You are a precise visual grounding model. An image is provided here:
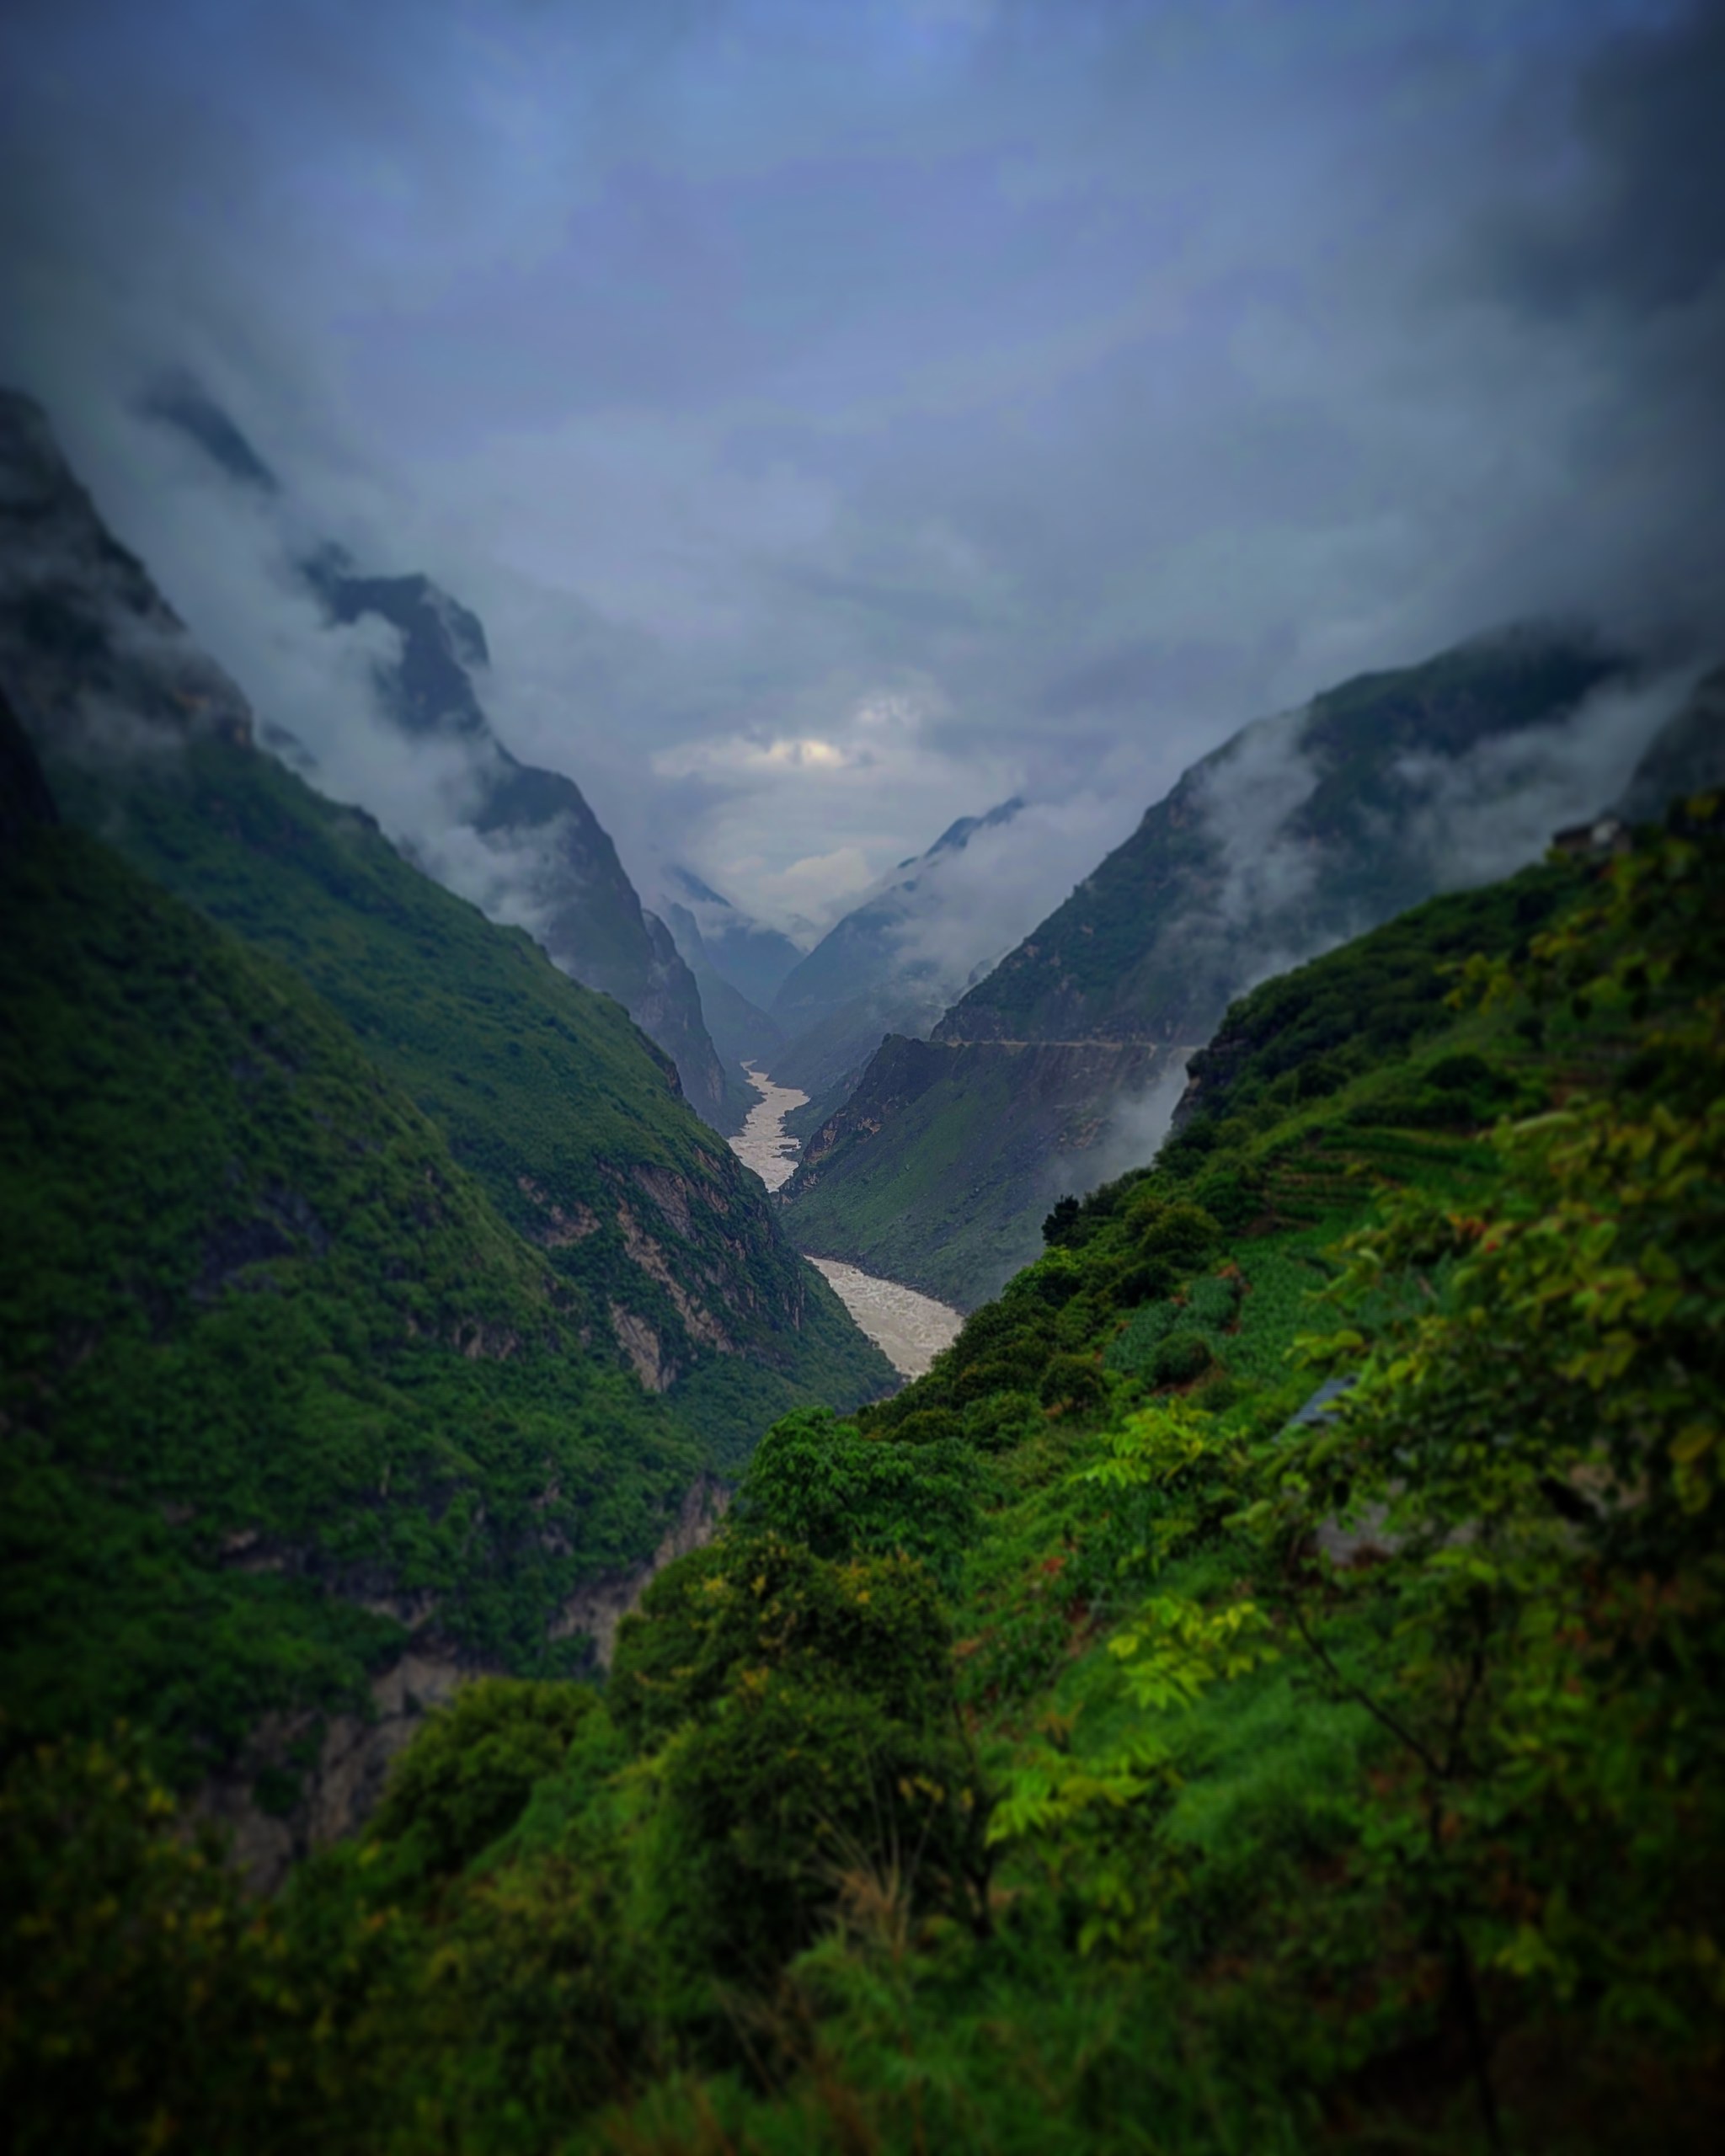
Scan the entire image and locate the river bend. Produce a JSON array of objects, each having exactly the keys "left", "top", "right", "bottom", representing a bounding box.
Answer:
[{"left": 729, "top": 1063, "right": 962, "bottom": 1380}]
